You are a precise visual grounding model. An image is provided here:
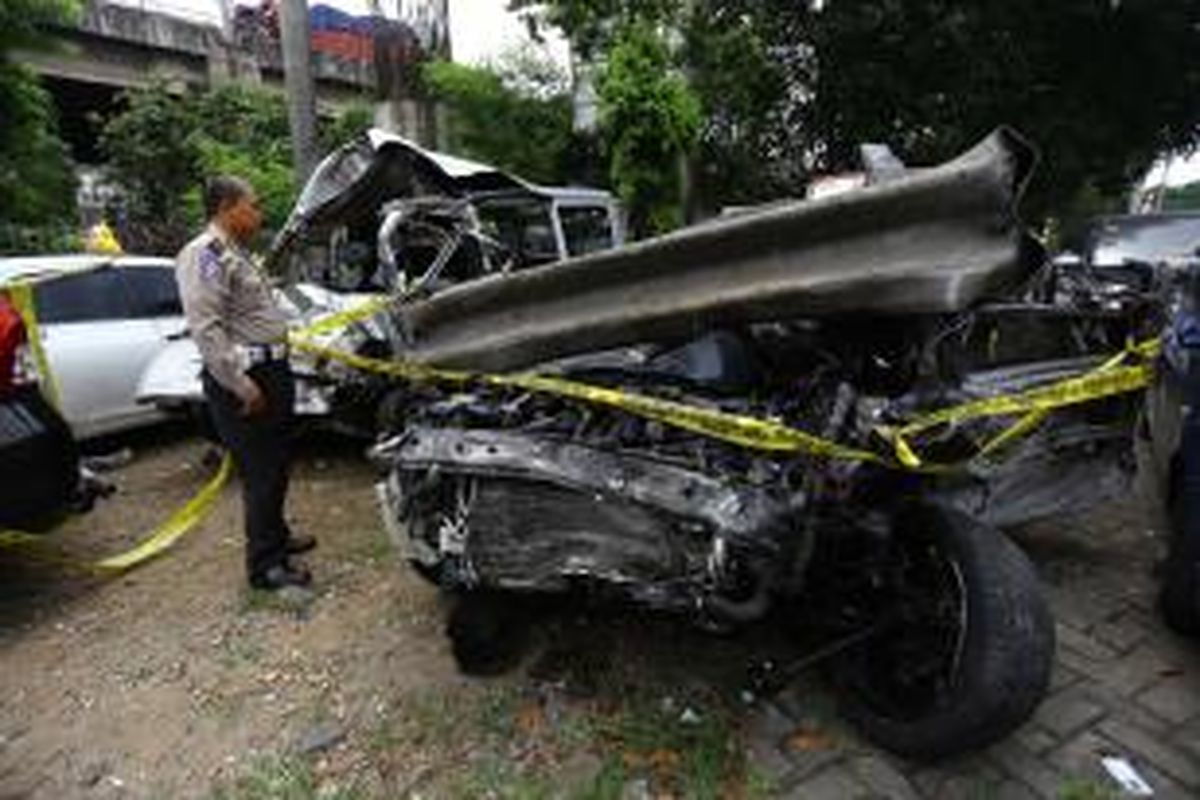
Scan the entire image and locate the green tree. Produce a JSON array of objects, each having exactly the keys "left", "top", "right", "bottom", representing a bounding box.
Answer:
[
  {"left": 515, "top": 0, "right": 810, "bottom": 214},
  {"left": 807, "top": 0, "right": 1200, "bottom": 219},
  {"left": 598, "top": 23, "right": 701, "bottom": 237},
  {"left": 188, "top": 85, "right": 297, "bottom": 238},
  {"left": 421, "top": 58, "right": 573, "bottom": 184},
  {"left": 99, "top": 82, "right": 203, "bottom": 250},
  {"left": 1165, "top": 180, "right": 1200, "bottom": 212},
  {"left": 0, "top": 0, "right": 79, "bottom": 234},
  {"left": 0, "top": 0, "right": 77, "bottom": 52},
  {"left": 321, "top": 101, "right": 375, "bottom": 152},
  {"left": 524, "top": 0, "right": 1200, "bottom": 222},
  {"left": 511, "top": 0, "right": 682, "bottom": 59},
  {"left": 683, "top": 3, "right": 803, "bottom": 208},
  {"left": 100, "top": 82, "right": 369, "bottom": 252},
  {"left": 0, "top": 65, "right": 77, "bottom": 227}
]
